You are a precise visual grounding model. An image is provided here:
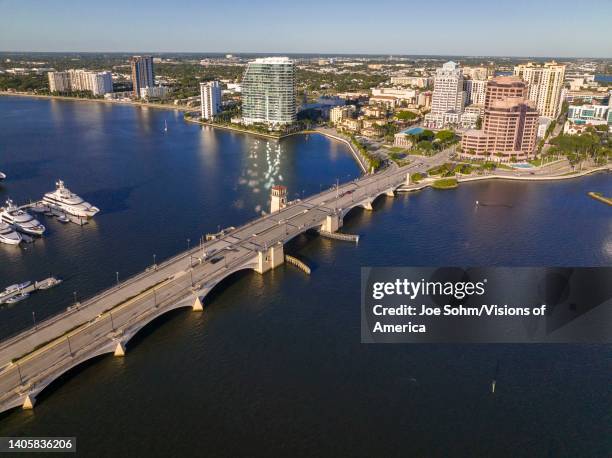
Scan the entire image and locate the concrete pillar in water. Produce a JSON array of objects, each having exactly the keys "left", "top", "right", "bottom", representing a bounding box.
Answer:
[
  {"left": 114, "top": 342, "right": 126, "bottom": 357},
  {"left": 255, "top": 244, "right": 284, "bottom": 274},
  {"left": 192, "top": 296, "right": 204, "bottom": 311},
  {"left": 322, "top": 214, "right": 343, "bottom": 233},
  {"left": 22, "top": 395, "right": 35, "bottom": 410}
]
